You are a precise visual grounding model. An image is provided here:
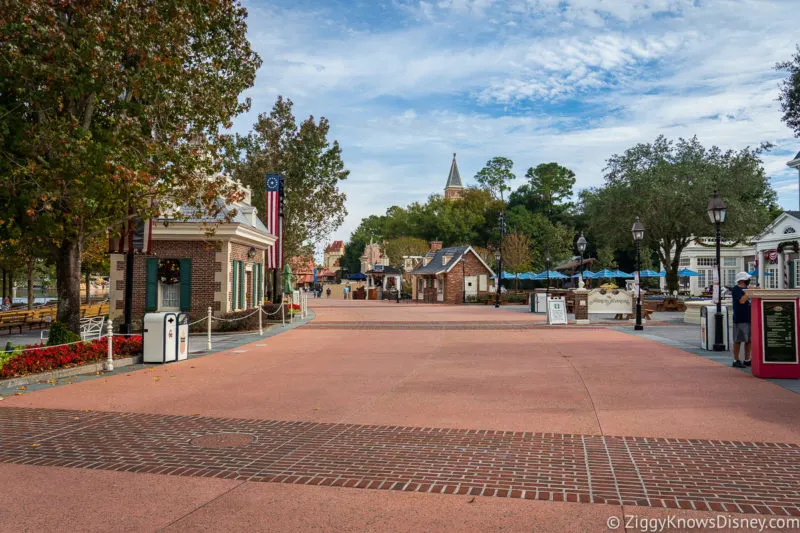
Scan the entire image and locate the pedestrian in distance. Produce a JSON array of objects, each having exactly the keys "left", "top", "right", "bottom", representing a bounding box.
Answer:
[
  {"left": 326, "top": 287, "right": 331, "bottom": 298},
  {"left": 731, "top": 271, "right": 752, "bottom": 368}
]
